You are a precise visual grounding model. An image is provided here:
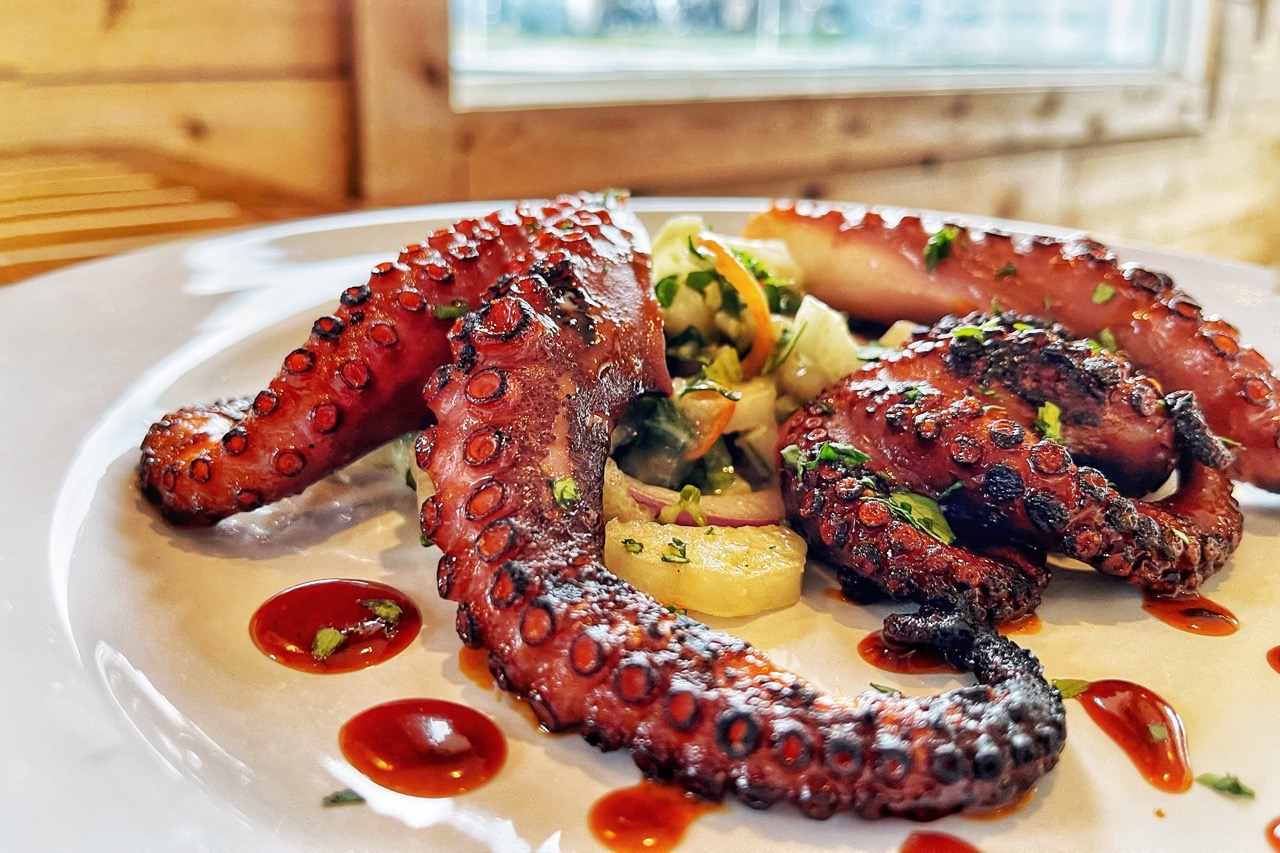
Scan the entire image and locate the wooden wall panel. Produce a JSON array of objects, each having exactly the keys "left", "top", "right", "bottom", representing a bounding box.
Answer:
[{"left": 0, "top": 0, "right": 343, "bottom": 77}]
